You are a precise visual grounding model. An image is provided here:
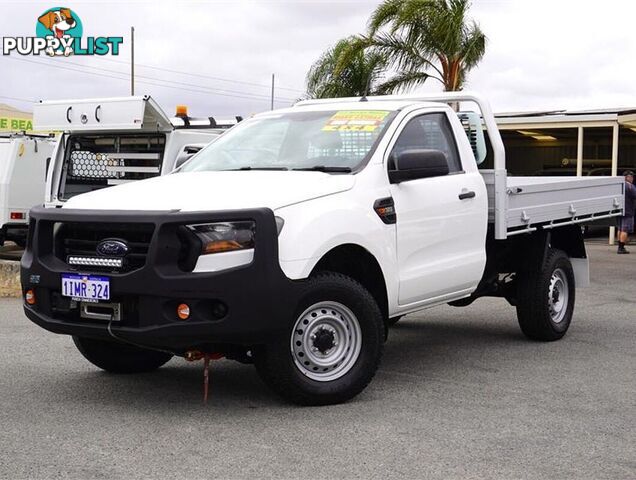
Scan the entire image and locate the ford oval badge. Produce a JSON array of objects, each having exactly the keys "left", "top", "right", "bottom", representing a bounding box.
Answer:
[{"left": 96, "top": 239, "right": 129, "bottom": 257}]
